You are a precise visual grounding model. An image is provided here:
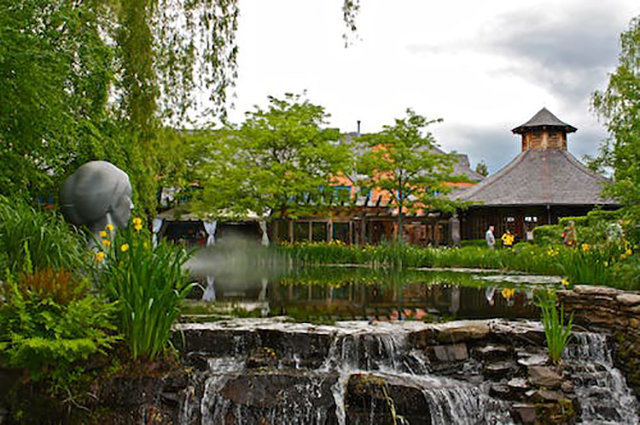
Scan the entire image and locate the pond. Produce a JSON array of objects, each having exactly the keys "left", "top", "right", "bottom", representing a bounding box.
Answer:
[
  {"left": 184, "top": 255, "right": 561, "bottom": 323},
  {"left": 175, "top": 248, "right": 639, "bottom": 425}
]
